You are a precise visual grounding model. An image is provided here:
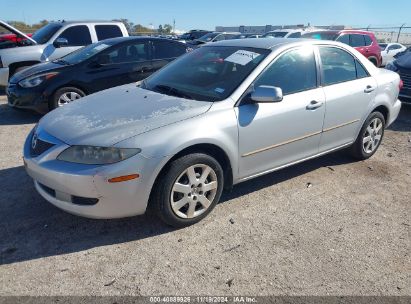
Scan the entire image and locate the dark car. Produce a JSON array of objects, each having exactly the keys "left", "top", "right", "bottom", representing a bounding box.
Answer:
[
  {"left": 179, "top": 30, "right": 211, "bottom": 42},
  {"left": 302, "top": 30, "right": 382, "bottom": 67},
  {"left": 386, "top": 49, "right": 411, "bottom": 103},
  {"left": 7, "top": 37, "right": 189, "bottom": 112}
]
